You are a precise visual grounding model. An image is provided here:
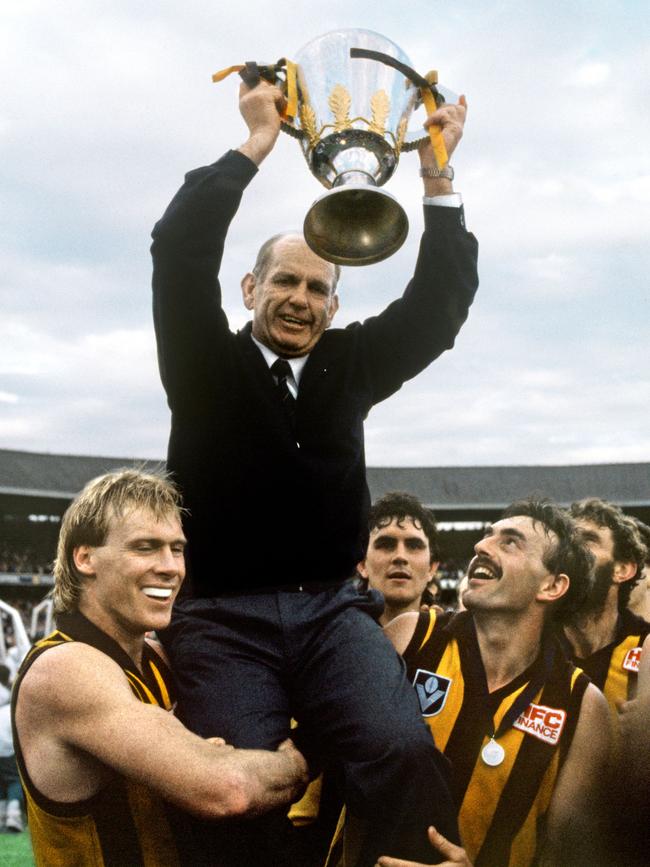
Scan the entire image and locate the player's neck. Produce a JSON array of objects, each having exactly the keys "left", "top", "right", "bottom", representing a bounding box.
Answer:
[
  {"left": 563, "top": 595, "right": 619, "bottom": 659},
  {"left": 473, "top": 611, "right": 542, "bottom": 693},
  {"left": 78, "top": 600, "right": 145, "bottom": 671},
  {"left": 380, "top": 600, "right": 421, "bottom": 627}
]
